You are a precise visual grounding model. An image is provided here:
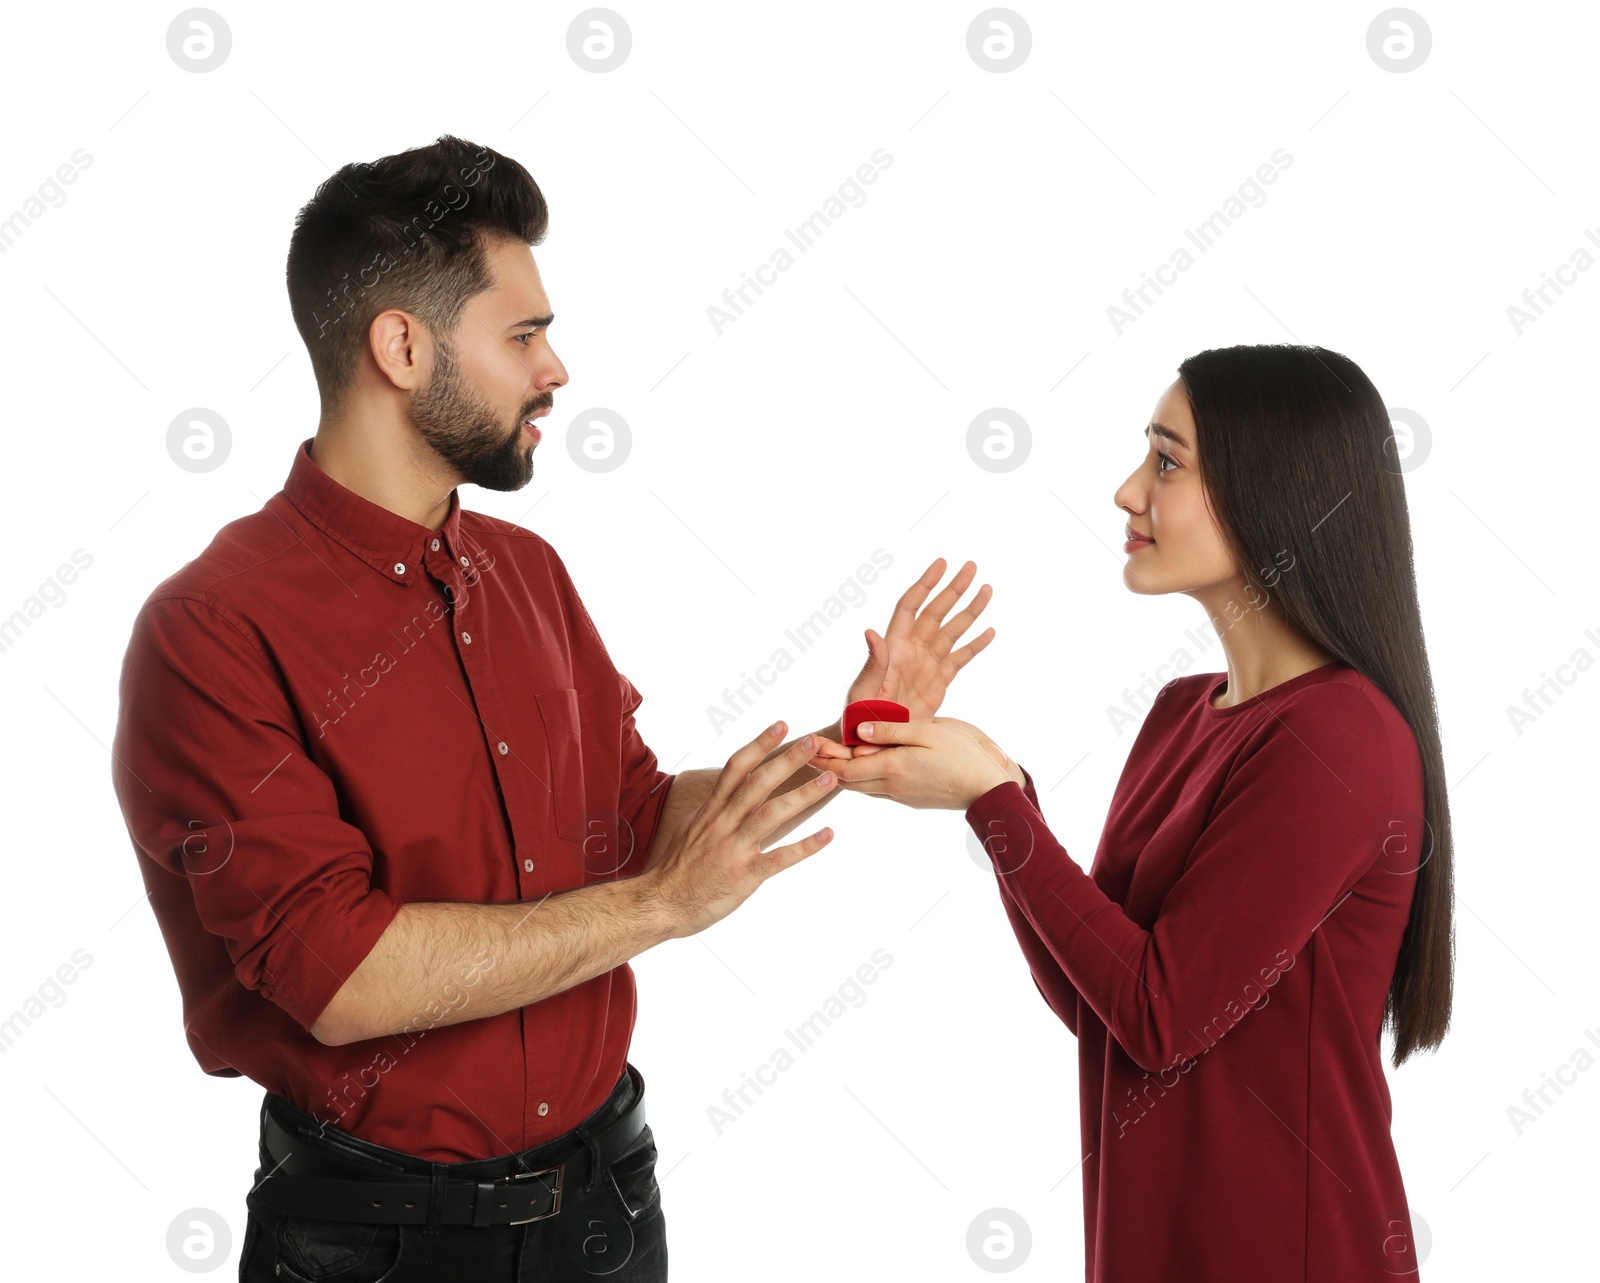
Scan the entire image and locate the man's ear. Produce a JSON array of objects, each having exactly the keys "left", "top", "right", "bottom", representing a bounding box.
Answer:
[{"left": 368, "top": 307, "right": 431, "bottom": 393}]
